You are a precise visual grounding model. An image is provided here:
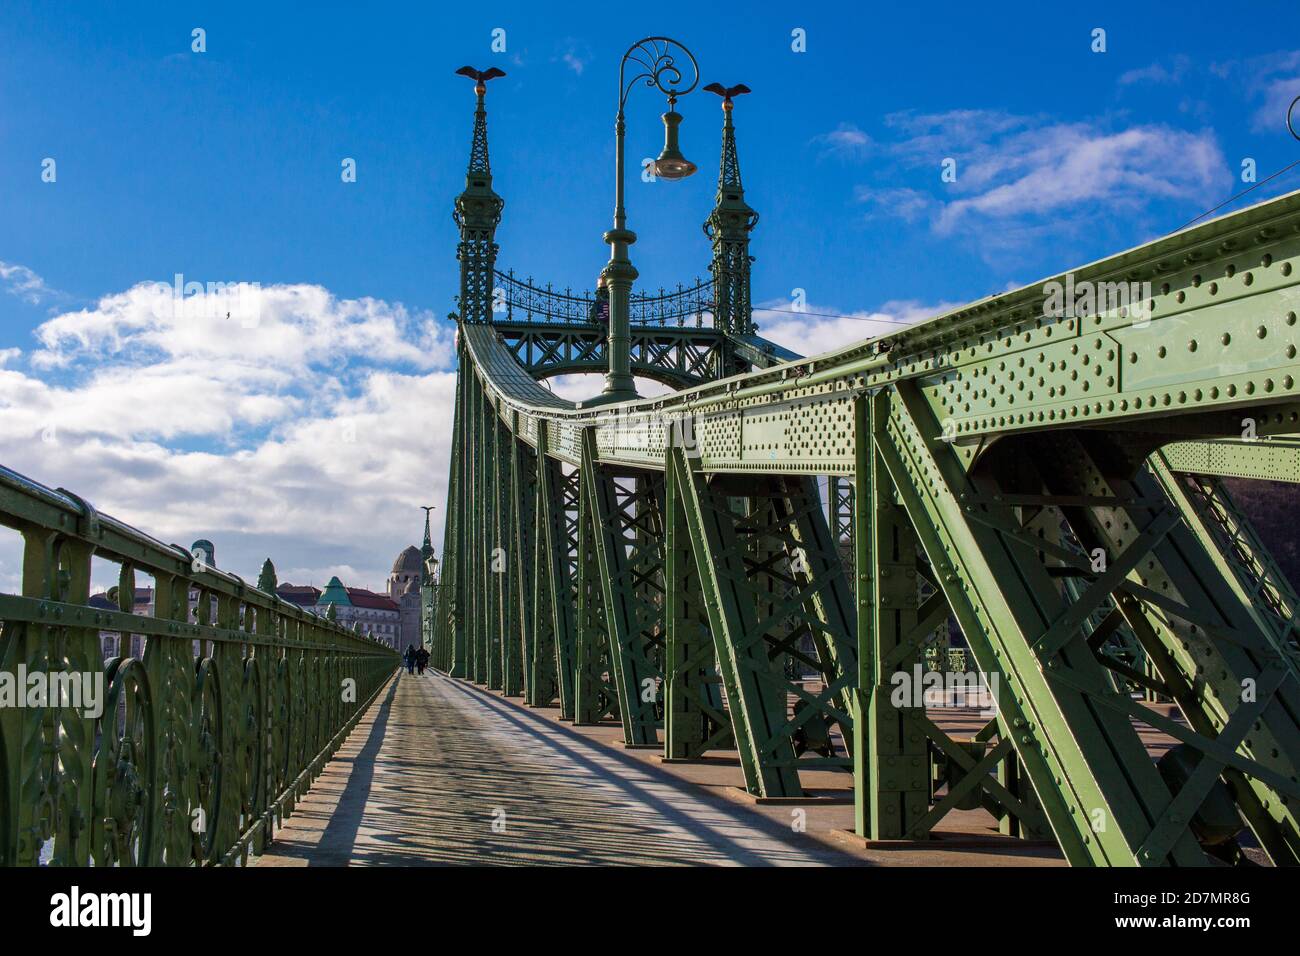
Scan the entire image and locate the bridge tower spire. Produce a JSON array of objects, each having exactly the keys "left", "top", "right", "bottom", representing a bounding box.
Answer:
[
  {"left": 703, "top": 83, "right": 758, "bottom": 335},
  {"left": 453, "top": 67, "right": 506, "bottom": 325}
]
